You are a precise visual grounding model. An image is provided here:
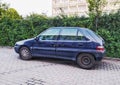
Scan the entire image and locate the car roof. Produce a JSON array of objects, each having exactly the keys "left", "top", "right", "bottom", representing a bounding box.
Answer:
[{"left": 50, "top": 27, "right": 87, "bottom": 30}]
